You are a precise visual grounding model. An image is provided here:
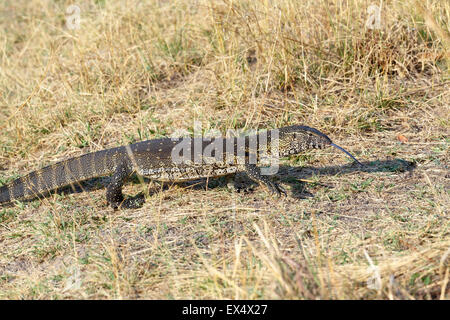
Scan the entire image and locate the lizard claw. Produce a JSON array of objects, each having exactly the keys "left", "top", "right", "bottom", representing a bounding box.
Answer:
[
  {"left": 278, "top": 184, "right": 288, "bottom": 197},
  {"left": 267, "top": 181, "right": 287, "bottom": 197}
]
